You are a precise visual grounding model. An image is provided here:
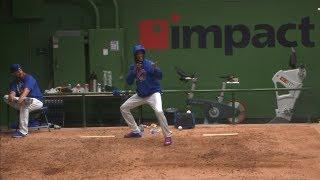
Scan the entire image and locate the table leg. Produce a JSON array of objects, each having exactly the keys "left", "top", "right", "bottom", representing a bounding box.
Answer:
[
  {"left": 82, "top": 94, "right": 86, "bottom": 128},
  {"left": 231, "top": 92, "right": 235, "bottom": 124}
]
